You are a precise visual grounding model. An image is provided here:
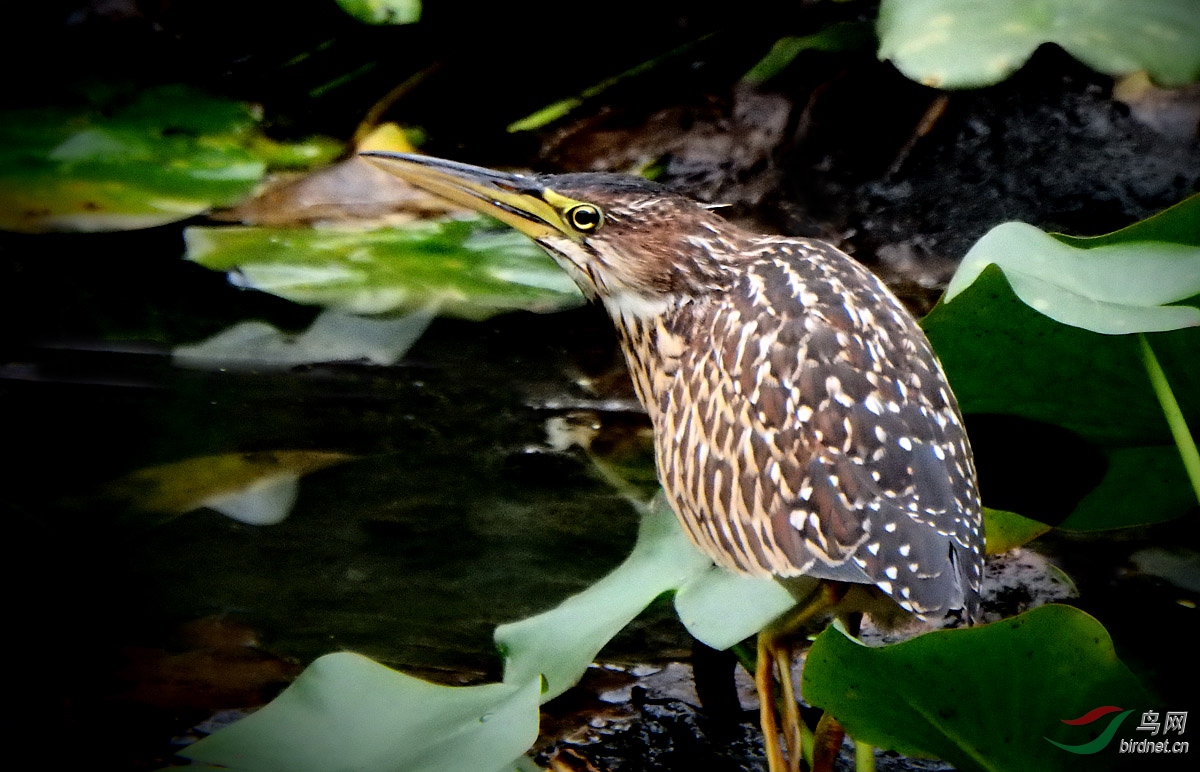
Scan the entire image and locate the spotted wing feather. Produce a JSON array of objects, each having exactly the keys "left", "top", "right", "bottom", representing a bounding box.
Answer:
[{"left": 654, "top": 239, "right": 982, "bottom": 620}]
